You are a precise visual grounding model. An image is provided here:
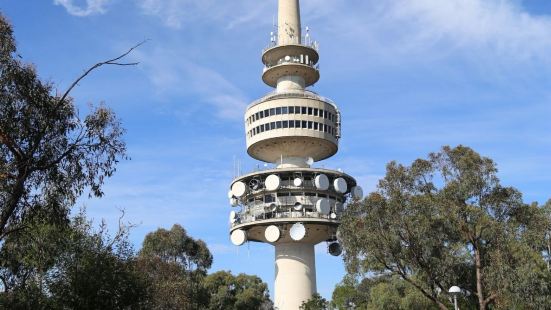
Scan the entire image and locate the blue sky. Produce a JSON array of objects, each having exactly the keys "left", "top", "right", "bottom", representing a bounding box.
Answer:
[{"left": 2, "top": 0, "right": 551, "bottom": 300}]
